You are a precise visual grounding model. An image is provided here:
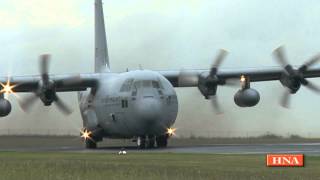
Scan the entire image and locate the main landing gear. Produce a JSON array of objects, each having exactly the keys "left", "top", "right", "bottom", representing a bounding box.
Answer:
[
  {"left": 81, "top": 128, "right": 103, "bottom": 149},
  {"left": 137, "top": 134, "right": 168, "bottom": 149},
  {"left": 85, "top": 139, "right": 97, "bottom": 149},
  {"left": 156, "top": 135, "right": 168, "bottom": 148}
]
